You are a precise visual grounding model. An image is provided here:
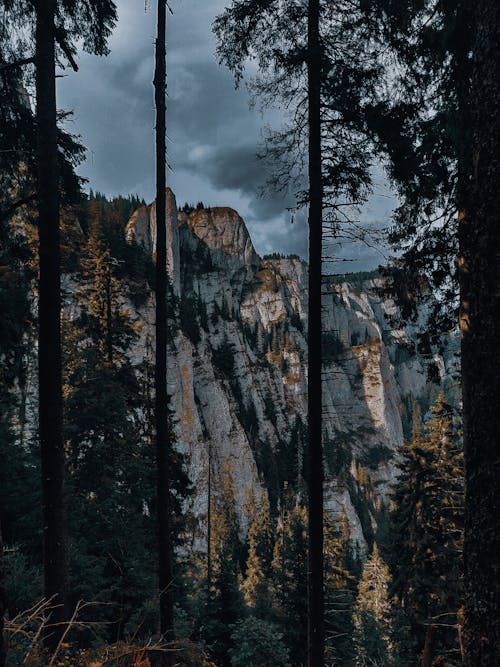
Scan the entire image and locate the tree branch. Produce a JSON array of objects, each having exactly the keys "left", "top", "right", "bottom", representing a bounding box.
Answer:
[
  {"left": 27, "top": 0, "right": 79, "bottom": 72},
  {"left": 0, "top": 57, "right": 35, "bottom": 73},
  {"left": 0, "top": 194, "right": 37, "bottom": 223},
  {"left": 54, "top": 27, "right": 78, "bottom": 73}
]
